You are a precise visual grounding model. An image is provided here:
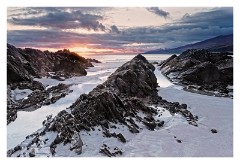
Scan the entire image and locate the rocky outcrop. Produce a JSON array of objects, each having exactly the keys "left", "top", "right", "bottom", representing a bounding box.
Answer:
[
  {"left": 99, "top": 144, "right": 123, "bottom": 157},
  {"left": 7, "top": 44, "right": 94, "bottom": 80},
  {"left": 86, "top": 58, "right": 101, "bottom": 63},
  {"left": 7, "top": 83, "right": 71, "bottom": 124},
  {"left": 7, "top": 54, "right": 197, "bottom": 157},
  {"left": 159, "top": 49, "right": 233, "bottom": 97},
  {"left": 102, "top": 54, "right": 158, "bottom": 98},
  {"left": 39, "top": 55, "right": 162, "bottom": 152},
  {"left": 18, "top": 83, "right": 71, "bottom": 111},
  {"left": 7, "top": 44, "right": 35, "bottom": 84},
  {"left": 7, "top": 44, "right": 98, "bottom": 124}
]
